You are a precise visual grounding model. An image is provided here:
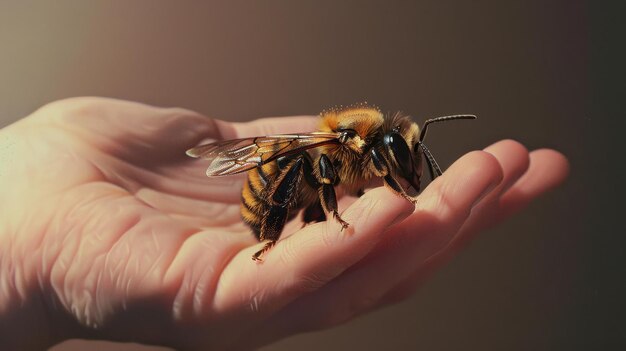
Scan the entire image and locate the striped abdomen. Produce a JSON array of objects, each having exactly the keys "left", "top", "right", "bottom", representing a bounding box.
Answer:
[{"left": 240, "top": 157, "right": 318, "bottom": 241}]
